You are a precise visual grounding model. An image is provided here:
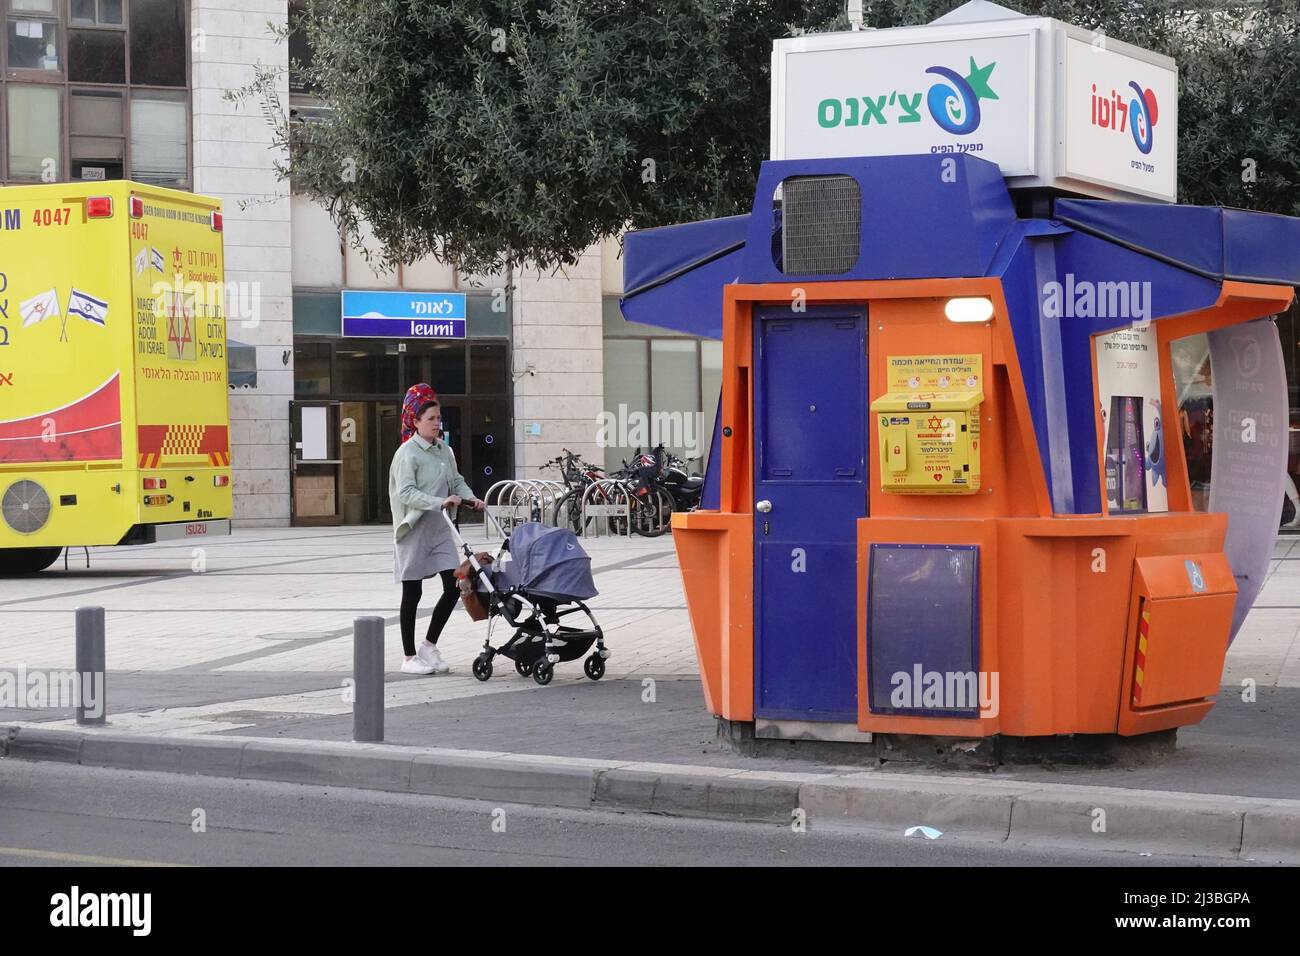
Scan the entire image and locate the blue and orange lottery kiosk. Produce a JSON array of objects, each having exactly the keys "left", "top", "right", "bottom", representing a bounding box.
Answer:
[{"left": 621, "top": 149, "right": 1299, "bottom": 745}]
